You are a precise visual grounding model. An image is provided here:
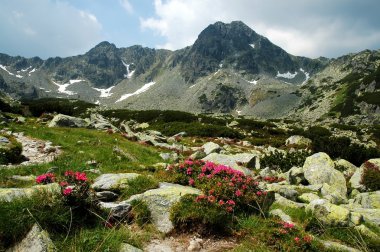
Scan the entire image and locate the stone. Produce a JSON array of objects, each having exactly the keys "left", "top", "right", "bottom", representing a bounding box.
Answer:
[
  {"left": 349, "top": 212, "right": 363, "bottom": 226},
  {"left": 306, "top": 199, "right": 350, "bottom": 226},
  {"left": 259, "top": 167, "right": 277, "bottom": 178},
  {"left": 269, "top": 209, "right": 293, "bottom": 223},
  {"left": 285, "top": 135, "right": 312, "bottom": 147},
  {"left": 86, "top": 113, "right": 118, "bottom": 131},
  {"left": 321, "top": 183, "right": 347, "bottom": 204},
  {"left": 303, "top": 152, "right": 347, "bottom": 202},
  {"left": 98, "top": 201, "right": 132, "bottom": 220},
  {"left": 274, "top": 193, "right": 306, "bottom": 209},
  {"left": 298, "top": 193, "right": 320, "bottom": 203},
  {"left": 202, "top": 142, "right": 221, "bottom": 155},
  {"left": 15, "top": 116, "right": 26, "bottom": 124},
  {"left": 277, "top": 187, "right": 298, "bottom": 202},
  {"left": 10, "top": 175, "right": 35, "bottom": 182},
  {"left": 334, "top": 159, "right": 357, "bottom": 177},
  {"left": 91, "top": 173, "right": 140, "bottom": 191},
  {"left": 353, "top": 191, "right": 380, "bottom": 209},
  {"left": 287, "top": 166, "right": 306, "bottom": 185},
  {"left": 354, "top": 224, "right": 380, "bottom": 242},
  {"left": 320, "top": 240, "right": 361, "bottom": 252},
  {"left": 6, "top": 224, "right": 55, "bottom": 252},
  {"left": 48, "top": 114, "right": 88, "bottom": 128},
  {"left": 159, "top": 152, "right": 178, "bottom": 162},
  {"left": 187, "top": 237, "right": 203, "bottom": 251},
  {"left": 126, "top": 182, "right": 201, "bottom": 234},
  {"left": 119, "top": 243, "right": 143, "bottom": 252},
  {"left": 0, "top": 183, "right": 60, "bottom": 202},
  {"left": 189, "top": 151, "right": 206, "bottom": 160},
  {"left": 96, "top": 191, "right": 119, "bottom": 202}
]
